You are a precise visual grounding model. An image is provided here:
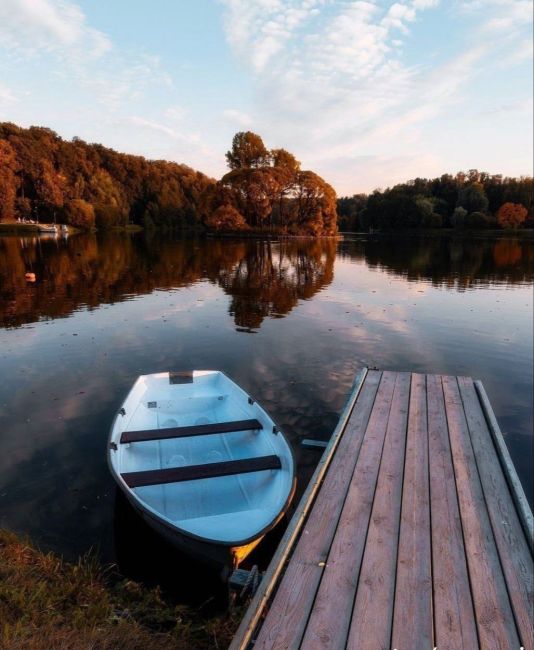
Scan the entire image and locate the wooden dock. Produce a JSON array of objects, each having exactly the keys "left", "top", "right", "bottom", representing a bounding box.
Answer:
[{"left": 230, "top": 369, "right": 533, "bottom": 650}]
